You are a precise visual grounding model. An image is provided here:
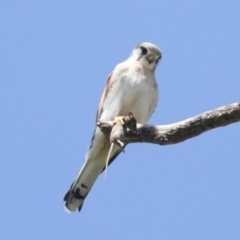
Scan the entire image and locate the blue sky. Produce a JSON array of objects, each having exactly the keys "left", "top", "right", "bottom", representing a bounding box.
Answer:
[{"left": 1, "top": 1, "right": 240, "bottom": 239}]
